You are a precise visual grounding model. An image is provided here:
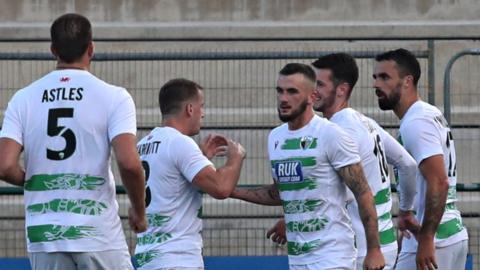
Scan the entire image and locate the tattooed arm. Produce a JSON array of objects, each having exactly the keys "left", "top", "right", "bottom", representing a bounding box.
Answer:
[
  {"left": 415, "top": 155, "right": 449, "bottom": 270},
  {"left": 338, "top": 162, "right": 385, "bottom": 270},
  {"left": 230, "top": 183, "right": 282, "bottom": 206}
]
